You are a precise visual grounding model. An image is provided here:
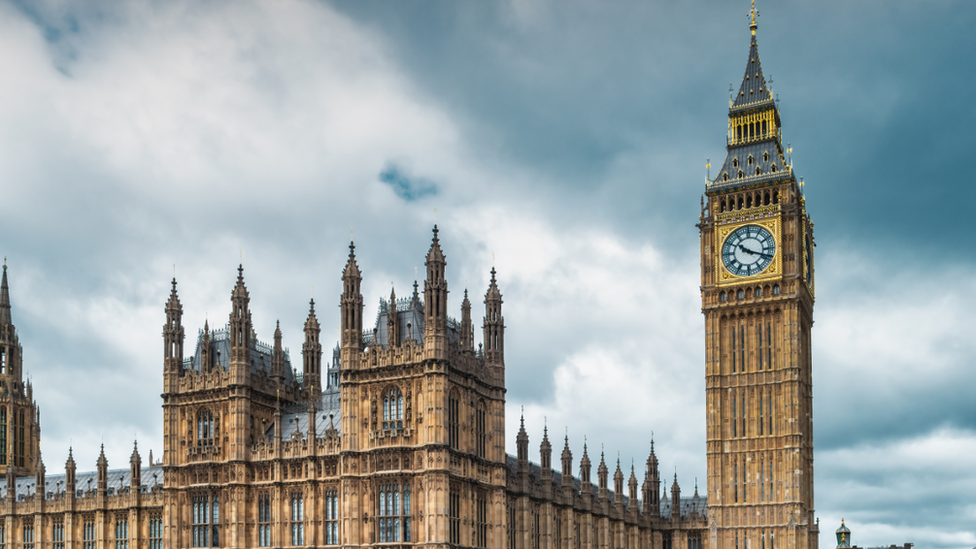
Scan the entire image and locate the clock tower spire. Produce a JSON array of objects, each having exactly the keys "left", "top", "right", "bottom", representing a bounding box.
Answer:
[{"left": 698, "top": 5, "right": 817, "bottom": 549}]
